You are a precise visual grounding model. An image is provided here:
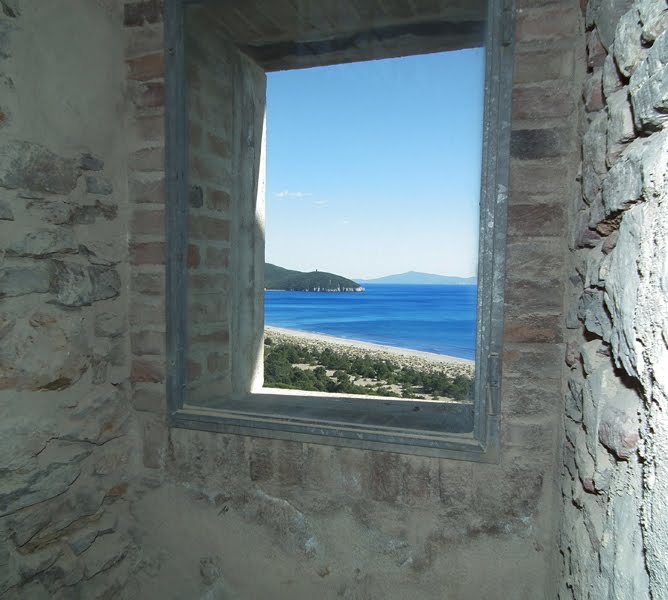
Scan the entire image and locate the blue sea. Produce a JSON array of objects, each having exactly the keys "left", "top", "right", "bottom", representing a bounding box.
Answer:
[{"left": 264, "top": 284, "right": 477, "bottom": 360}]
